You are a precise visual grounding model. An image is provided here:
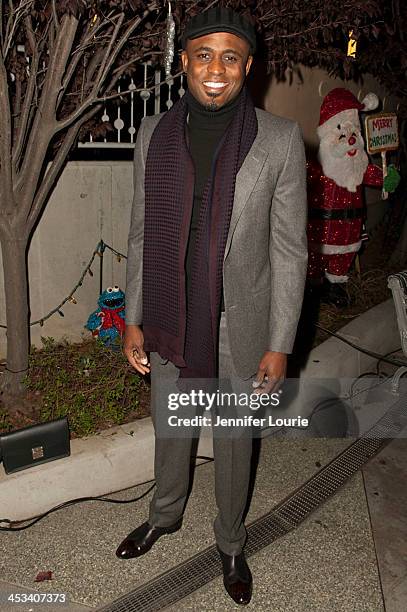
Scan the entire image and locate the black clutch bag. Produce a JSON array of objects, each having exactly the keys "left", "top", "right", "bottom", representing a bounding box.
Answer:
[{"left": 0, "top": 416, "right": 70, "bottom": 474}]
